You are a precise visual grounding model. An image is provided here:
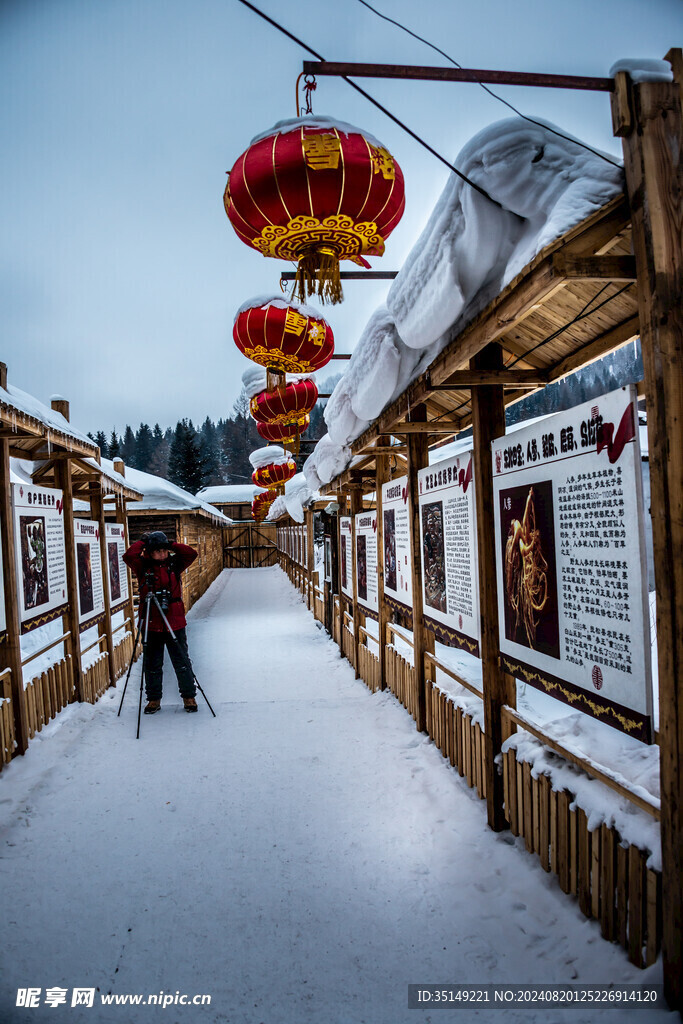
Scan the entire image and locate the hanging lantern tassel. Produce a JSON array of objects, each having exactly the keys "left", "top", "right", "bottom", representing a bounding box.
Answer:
[{"left": 294, "top": 246, "right": 343, "bottom": 305}]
